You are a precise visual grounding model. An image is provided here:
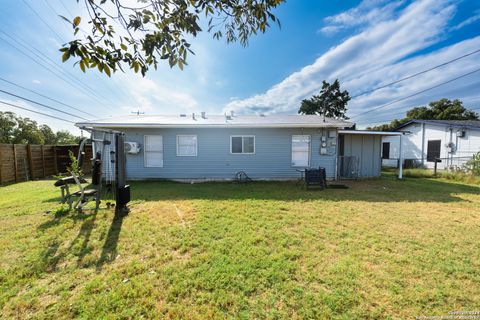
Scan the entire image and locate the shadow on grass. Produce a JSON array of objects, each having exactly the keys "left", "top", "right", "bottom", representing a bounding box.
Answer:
[
  {"left": 39, "top": 210, "right": 100, "bottom": 271},
  {"left": 39, "top": 209, "right": 127, "bottom": 271},
  {"left": 96, "top": 212, "right": 125, "bottom": 271},
  {"left": 127, "top": 176, "right": 479, "bottom": 203}
]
